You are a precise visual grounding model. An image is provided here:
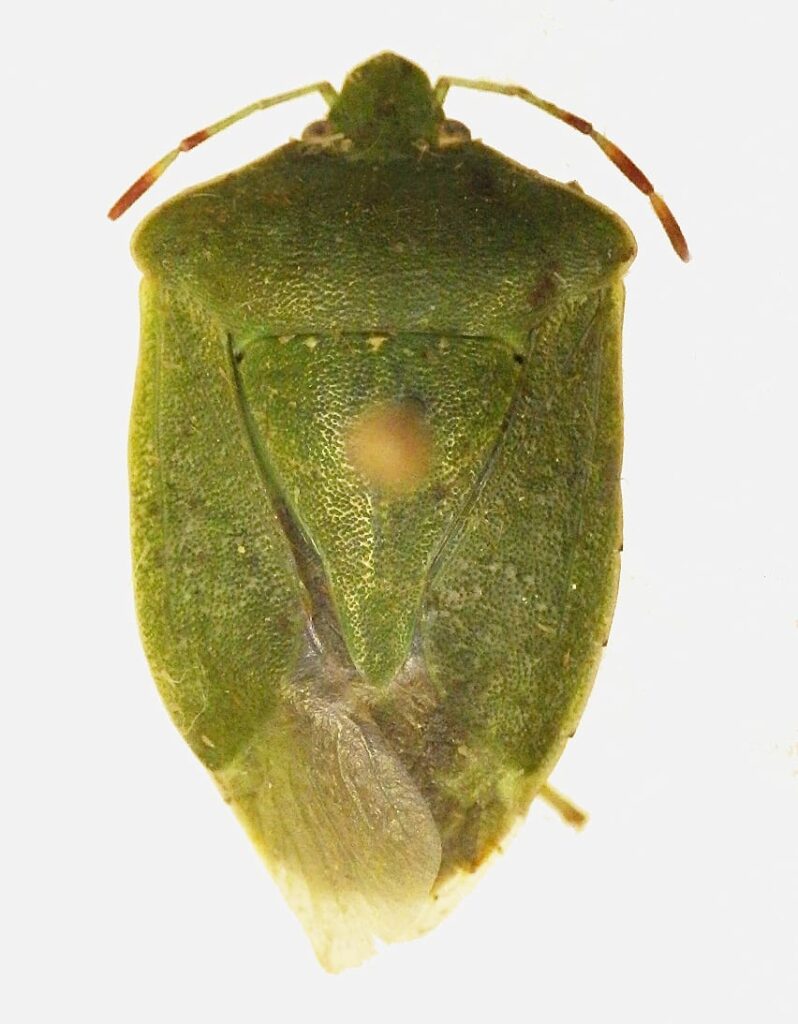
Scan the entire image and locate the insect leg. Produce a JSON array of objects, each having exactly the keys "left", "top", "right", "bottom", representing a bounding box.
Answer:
[{"left": 538, "top": 783, "right": 588, "bottom": 829}]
